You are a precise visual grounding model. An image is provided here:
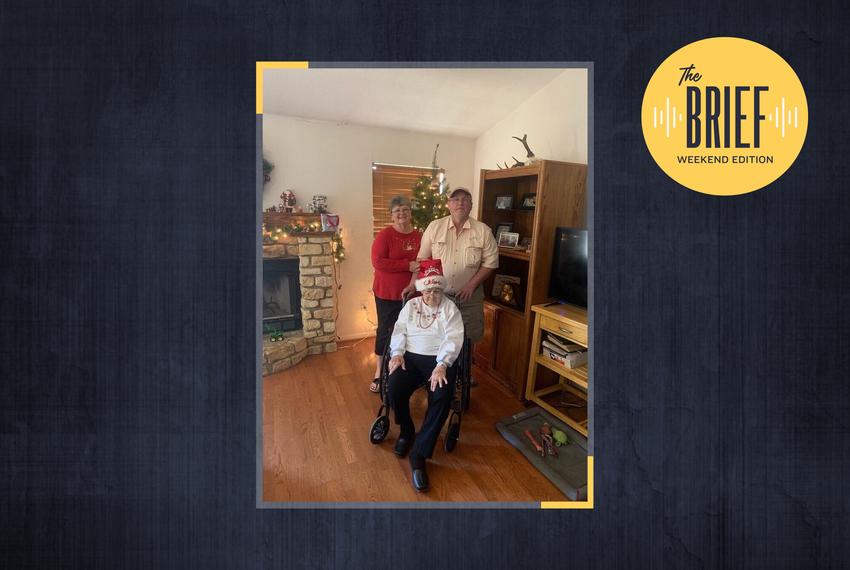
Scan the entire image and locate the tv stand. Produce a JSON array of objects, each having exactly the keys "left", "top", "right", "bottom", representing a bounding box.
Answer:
[{"left": 525, "top": 303, "right": 589, "bottom": 437}]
